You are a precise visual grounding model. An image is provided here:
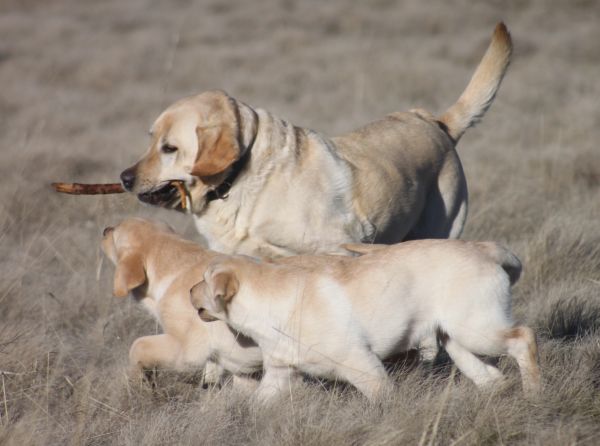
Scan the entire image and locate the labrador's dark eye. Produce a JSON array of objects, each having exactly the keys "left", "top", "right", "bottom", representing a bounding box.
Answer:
[{"left": 161, "top": 144, "right": 178, "bottom": 154}]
